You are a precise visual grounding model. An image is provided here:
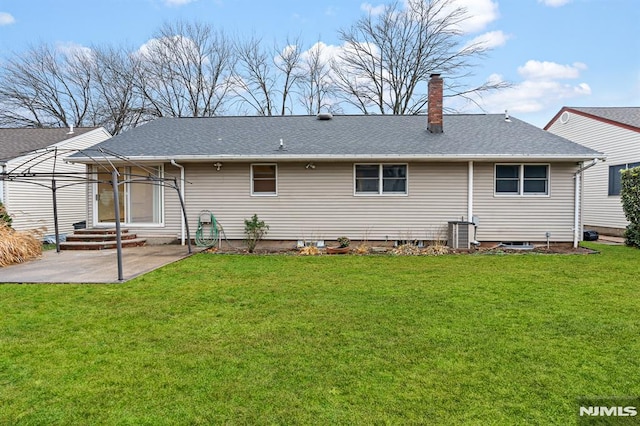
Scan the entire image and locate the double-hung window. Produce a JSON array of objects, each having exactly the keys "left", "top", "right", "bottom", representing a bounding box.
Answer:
[
  {"left": 495, "top": 164, "right": 549, "bottom": 196},
  {"left": 609, "top": 162, "right": 640, "bottom": 196},
  {"left": 355, "top": 164, "right": 407, "bottom": 195},
  {"left": 252, "top": 164, "right": 277, "bottom": 195}
]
